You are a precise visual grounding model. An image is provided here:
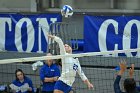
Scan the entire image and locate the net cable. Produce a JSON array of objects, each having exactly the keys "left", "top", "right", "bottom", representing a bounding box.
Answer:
[{"left": 0, "top": 48, "right": 140, "bottom": 64}]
